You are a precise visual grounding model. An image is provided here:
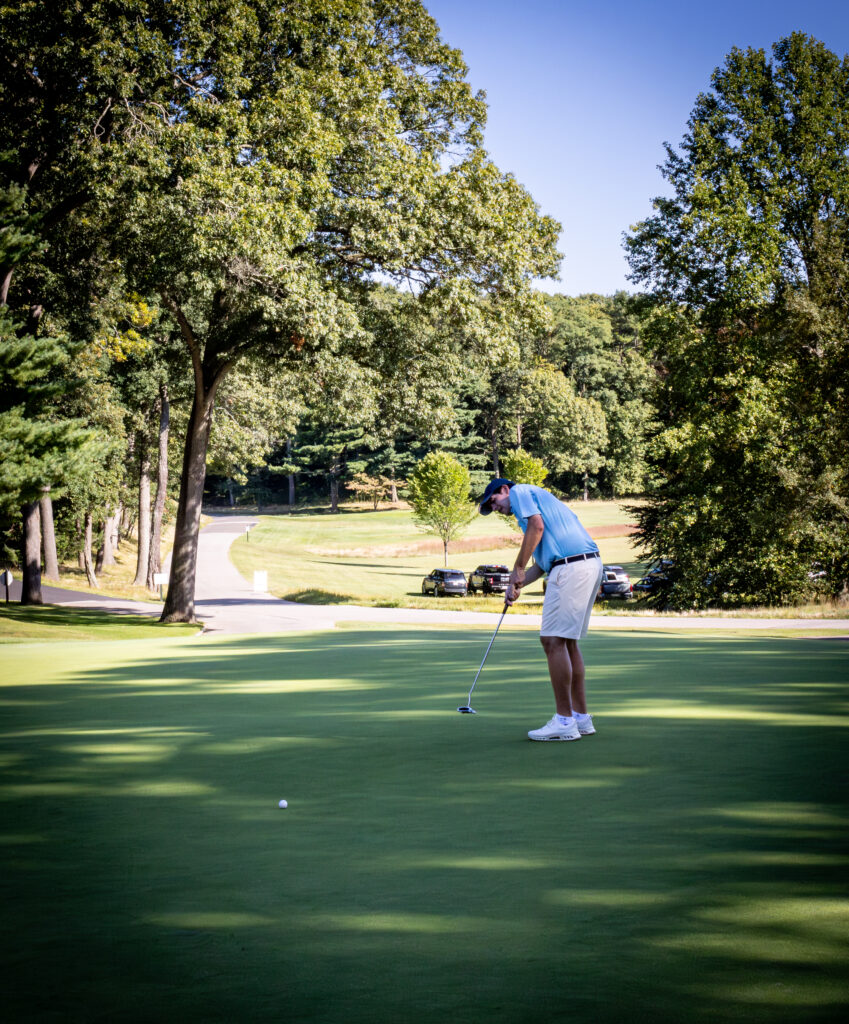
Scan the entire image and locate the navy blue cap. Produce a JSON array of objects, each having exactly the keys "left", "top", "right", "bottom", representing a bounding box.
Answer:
[{"left": 478, "top": 477, "right": 514, "bottom": 515}]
